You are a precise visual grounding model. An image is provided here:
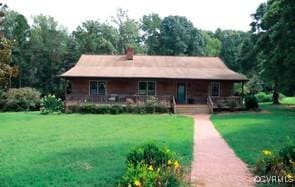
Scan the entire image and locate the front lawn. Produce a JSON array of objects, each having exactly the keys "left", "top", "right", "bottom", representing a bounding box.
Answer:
[
  {"left": 211, "top": 104, "right": 295, "bottom": 165},
  {"left": 0, "top": 113, "right": 193, "bottom": 186}
]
